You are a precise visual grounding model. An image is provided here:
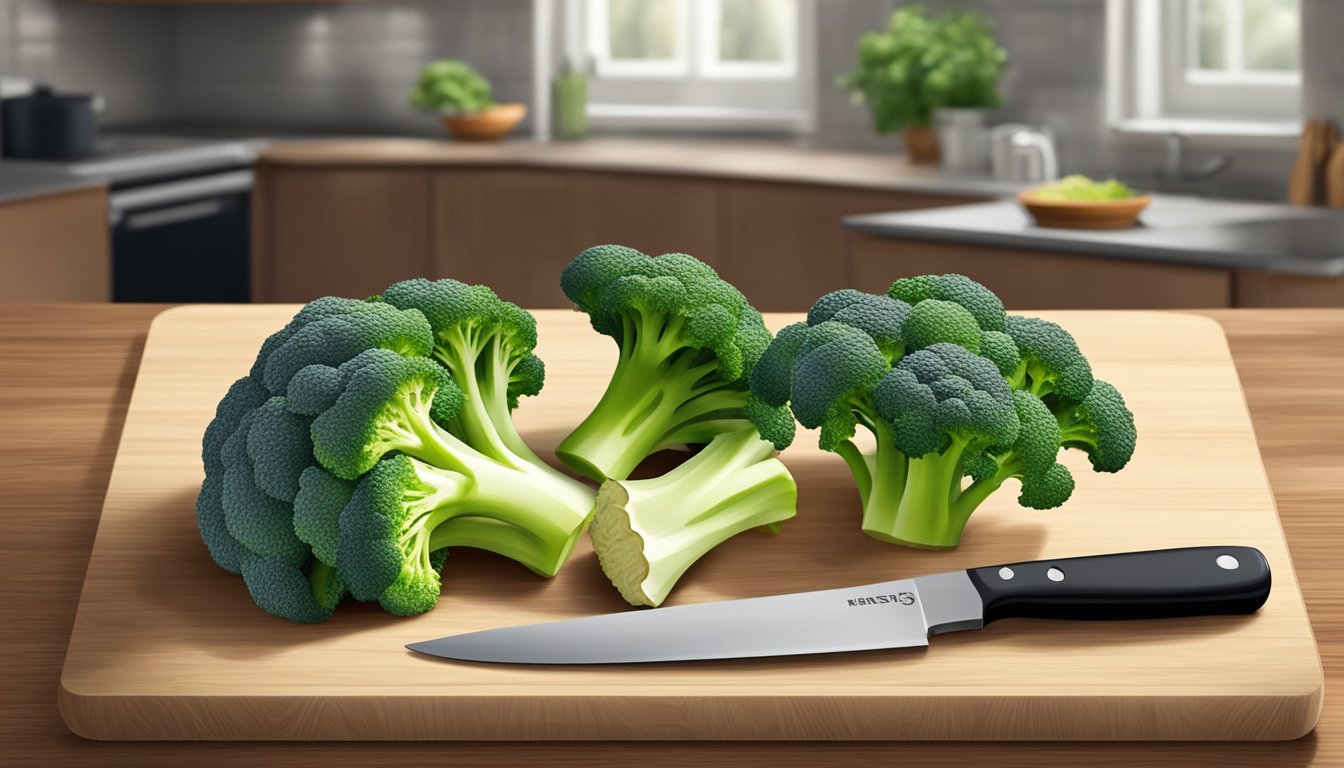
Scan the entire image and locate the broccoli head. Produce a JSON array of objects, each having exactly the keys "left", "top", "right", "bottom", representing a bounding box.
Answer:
[{"left": 555, "top": 245, "right": 777, "bottom": 481}]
